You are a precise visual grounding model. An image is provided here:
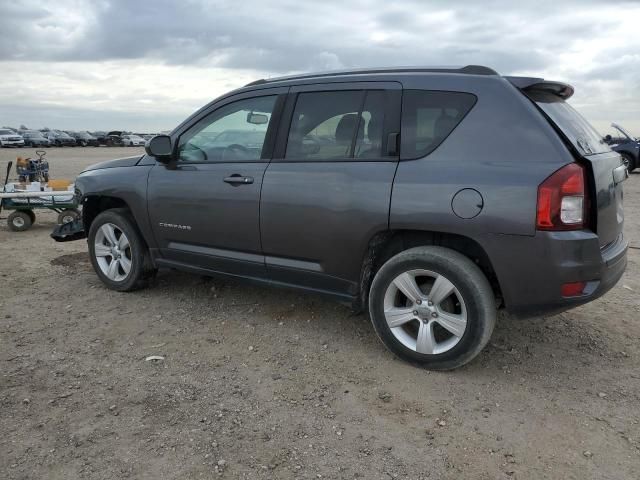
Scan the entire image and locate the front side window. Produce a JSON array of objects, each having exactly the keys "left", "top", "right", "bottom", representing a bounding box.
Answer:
[
  {"left": 285, "top": 90, "right": 388, "bottom": 160},
  {"left": 178, "top": 95, "right": 277, "bottom": 163},
  {"left": 401, "top": 90, "right": 476, "bottom": 159}
]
